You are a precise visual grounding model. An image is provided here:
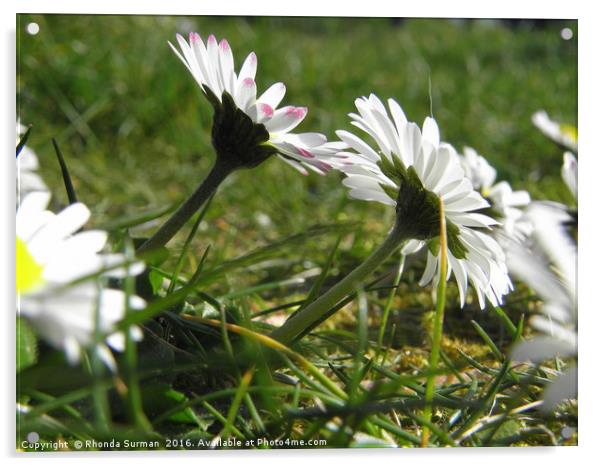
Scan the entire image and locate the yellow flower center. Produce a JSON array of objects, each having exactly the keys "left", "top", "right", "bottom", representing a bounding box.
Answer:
[
  {"left": 560, "top": 124, "right": 578, "bottom": 143},
  {"left": 16, "top": 237, "right": 44, "bottom": 294}
]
